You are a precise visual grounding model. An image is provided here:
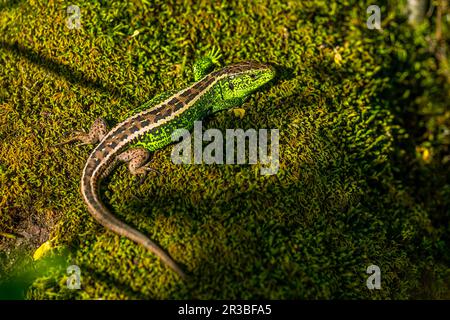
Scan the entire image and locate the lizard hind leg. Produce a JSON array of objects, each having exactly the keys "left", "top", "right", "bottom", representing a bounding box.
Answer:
[
  {"left": 117, "top": 147, "right": 160, "bottom": 183},
  {"left": 56, "top": 117, "right": 108, "bottom": 147}
]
